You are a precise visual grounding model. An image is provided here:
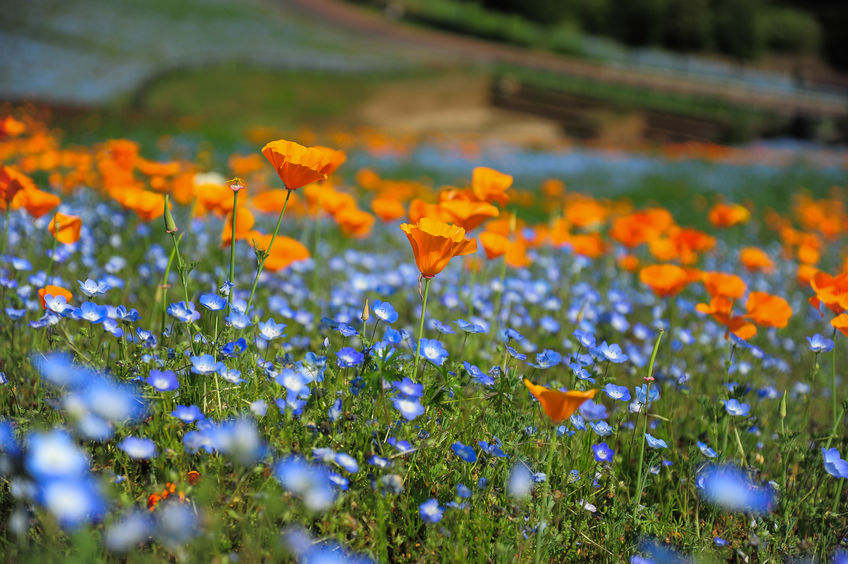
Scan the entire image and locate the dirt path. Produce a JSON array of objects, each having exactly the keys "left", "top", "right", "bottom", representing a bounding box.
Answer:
[{"left": 286, "top": 0, "right": 848, "bottom": 118}]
